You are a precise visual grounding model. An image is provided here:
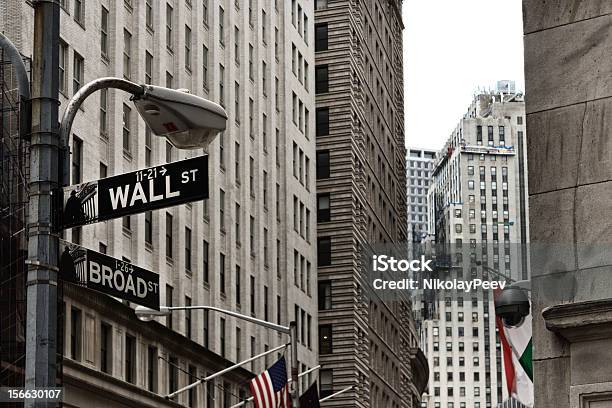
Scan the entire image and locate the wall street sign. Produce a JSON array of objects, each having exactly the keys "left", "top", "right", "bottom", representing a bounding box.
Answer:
[
  {"left": 59, "top": 240, "right": 160, "bottom": 310},
  {"left": 57, "top": 155, "right": 208, "bottom": 229}
]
